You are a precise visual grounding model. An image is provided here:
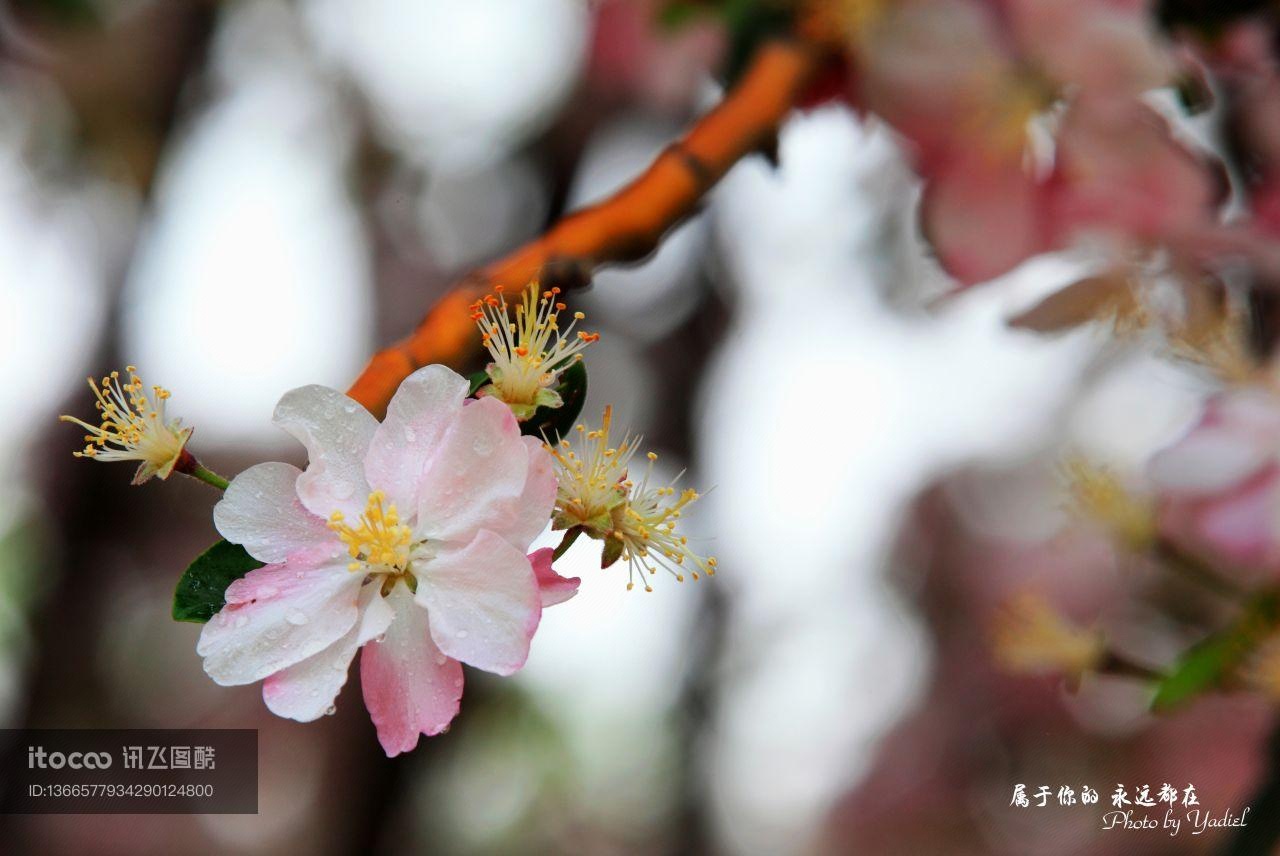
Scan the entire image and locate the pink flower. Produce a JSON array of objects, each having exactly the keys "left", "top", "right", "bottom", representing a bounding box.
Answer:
[
  {"left": 1148, "top": 386, "right": 1280, "bottom": 584},
  {"left": 196, "top": 365, "right": 579, "bottom": 755}
]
